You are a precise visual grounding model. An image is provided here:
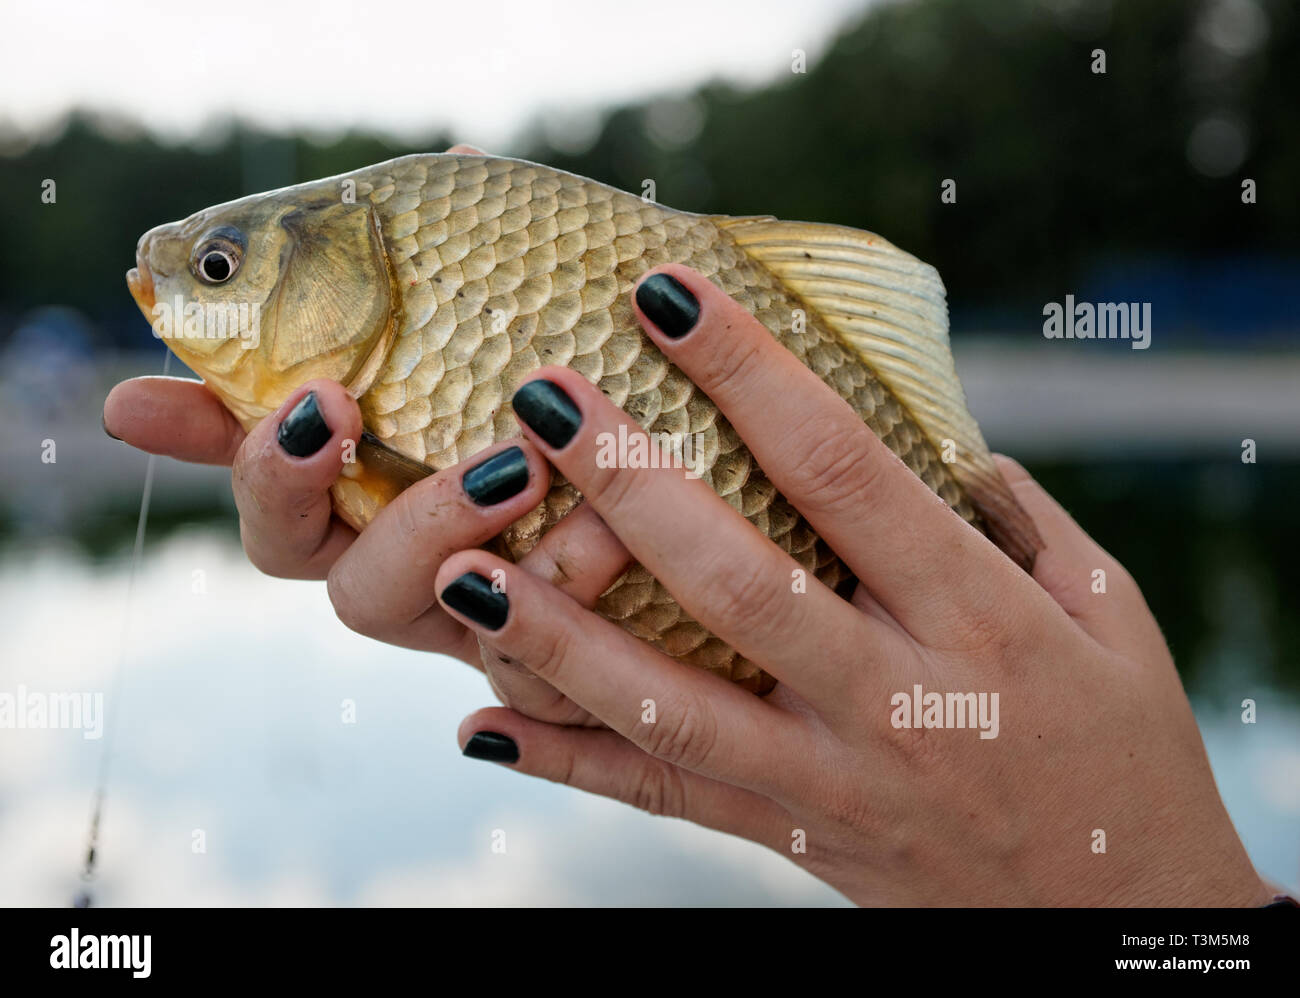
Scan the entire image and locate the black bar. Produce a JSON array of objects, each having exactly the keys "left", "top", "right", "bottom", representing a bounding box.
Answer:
[{"left": 1, "top": 906, "right": 1294, "bottom": 984}]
